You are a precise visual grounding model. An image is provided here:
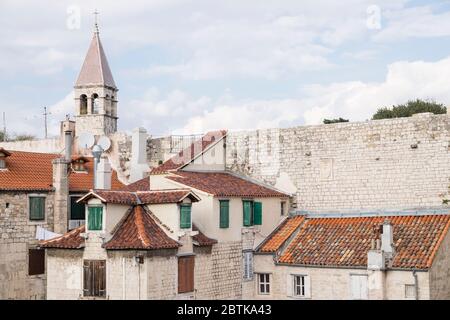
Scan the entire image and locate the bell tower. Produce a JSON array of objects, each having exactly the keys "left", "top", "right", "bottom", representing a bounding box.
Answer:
[{"left": 74, "top": 15, "right": 118, "bottom": 136}]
